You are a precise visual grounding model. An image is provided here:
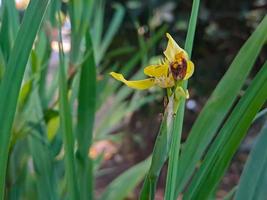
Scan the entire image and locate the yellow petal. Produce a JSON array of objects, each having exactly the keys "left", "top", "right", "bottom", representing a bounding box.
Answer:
[
  {"left": 155, "top": 76, "right": 175, "bottom": 88},
  {"left": 110, "top": 72, "right": 155, "bottom": 90},
  {"left": 144, "top": 63, "right": 168, "bottom": 78},
  {"left": 164, "top": 33, "right": 187, "bottom": 61},
  {"left": 184, "top": 60, "right": 194, "bottom": 80}
]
